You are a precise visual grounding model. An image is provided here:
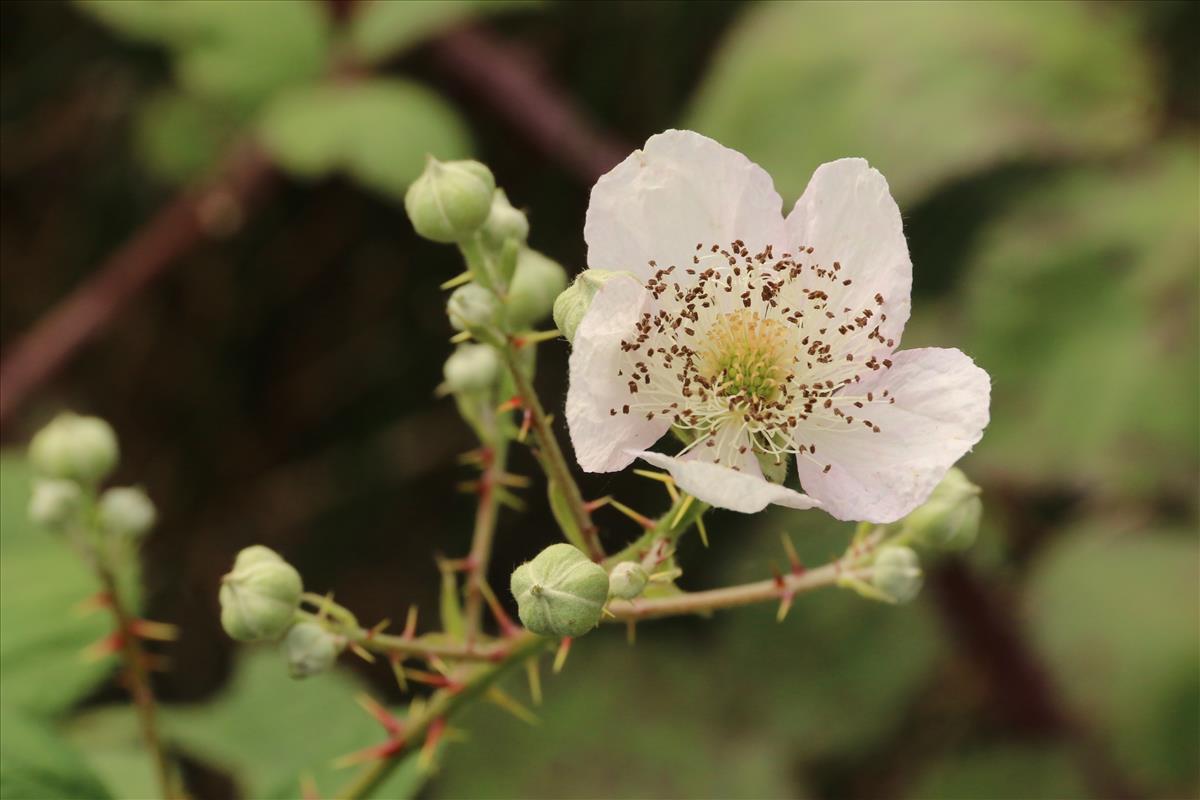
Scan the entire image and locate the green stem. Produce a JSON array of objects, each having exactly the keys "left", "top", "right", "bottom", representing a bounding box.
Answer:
[
  {"left": 464, "top": 442, "right": 506, "bottom": 639},
  {"left": 603, "top": 494, "right": 708, "bottom": 568}
]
